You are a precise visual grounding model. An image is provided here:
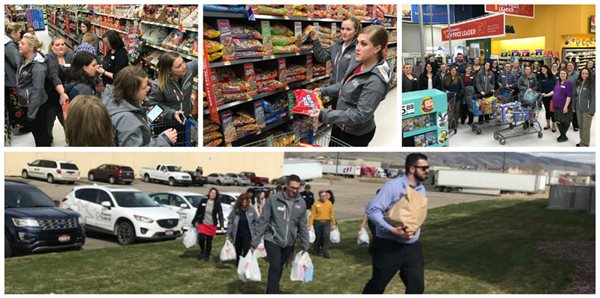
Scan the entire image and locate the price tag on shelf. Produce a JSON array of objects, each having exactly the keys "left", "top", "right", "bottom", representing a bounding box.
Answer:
[{"left": 401, "top": 103, "right": 415, "bottom": 116}]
